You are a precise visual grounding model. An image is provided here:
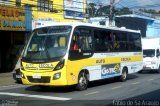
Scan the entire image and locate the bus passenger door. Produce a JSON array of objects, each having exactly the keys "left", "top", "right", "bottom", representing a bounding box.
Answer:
[{"left": 68, "top": 27, "right": 93, "bottom": 60}]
